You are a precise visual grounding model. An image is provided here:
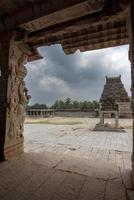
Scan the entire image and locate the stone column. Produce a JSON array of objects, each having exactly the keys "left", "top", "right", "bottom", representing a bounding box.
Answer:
[
  {"left": 0, "top": 32, "right": 30, "bottom": 160},
  {"left": 99, "top": 111, "right": 104, "bottom": 125},
  {"left": 127, "top": 0, "right": 134, "bottom": 185},
  {"left": 0, "top": 36, "right": 10, "bottom": 161},
  {"left": 115, "top": 112, "right": 119, "bottom": 128}
]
